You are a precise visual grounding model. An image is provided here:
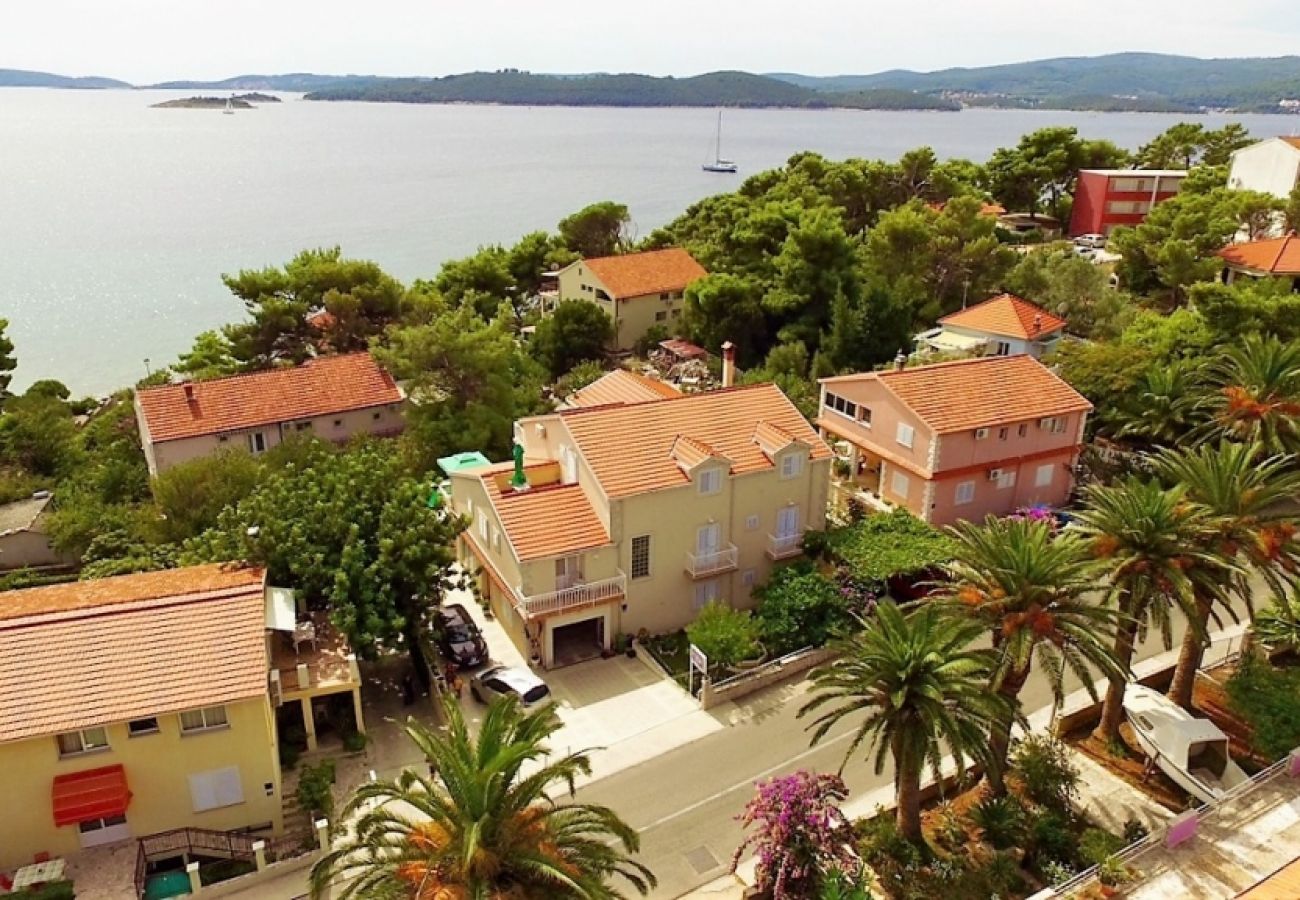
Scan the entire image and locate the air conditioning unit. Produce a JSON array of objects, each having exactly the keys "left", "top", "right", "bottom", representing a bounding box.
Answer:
[
  {"left": 974, "top": 427, "right": 990, "bottom": 440},
  {"left": 1039, "top": 417, "right": 1054, "bottom": 429},
  {"left": 987, "top": 468, "right": 1004, "bottom": 481}
]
